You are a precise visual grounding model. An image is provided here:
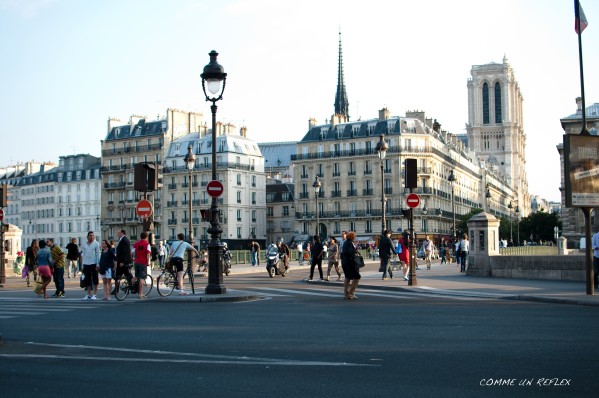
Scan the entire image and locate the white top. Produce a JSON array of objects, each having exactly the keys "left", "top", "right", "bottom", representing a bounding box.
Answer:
[
  {"left": 170, "top": 240, "right": 193, "bottom": 258},
  {"left": 80, "top": 239, "right": 100, "bottom": 265}
]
